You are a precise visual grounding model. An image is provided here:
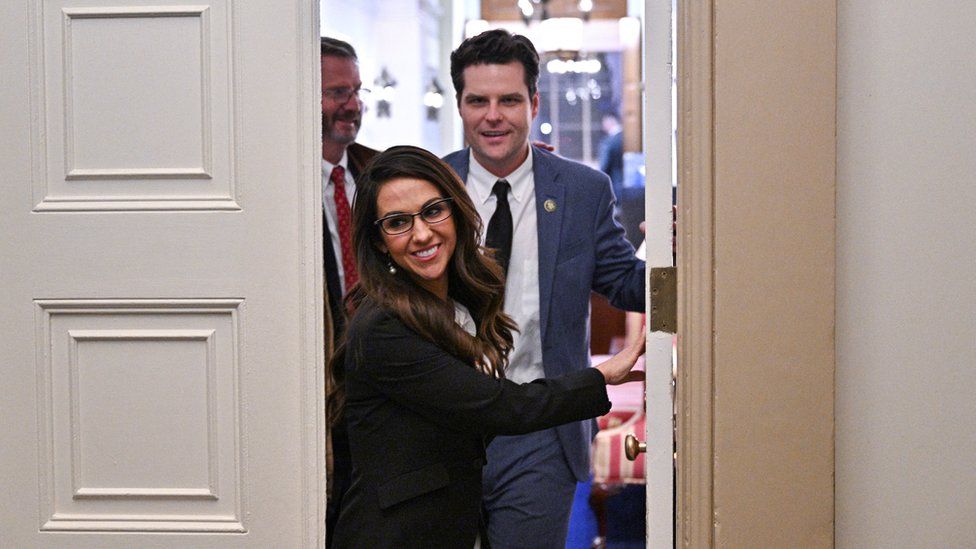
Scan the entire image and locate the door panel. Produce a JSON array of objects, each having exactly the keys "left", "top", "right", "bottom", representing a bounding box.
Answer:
[{"left": 1, "top": 1, "right": 324, "bottom": 546}]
